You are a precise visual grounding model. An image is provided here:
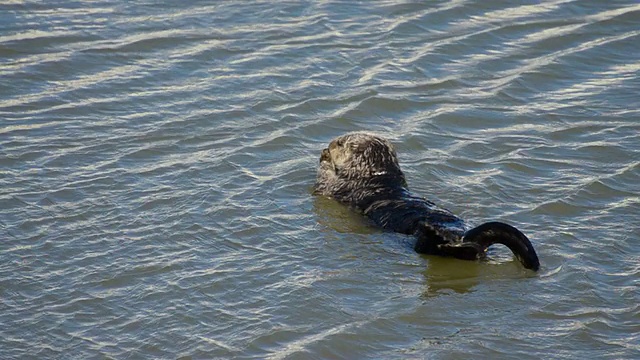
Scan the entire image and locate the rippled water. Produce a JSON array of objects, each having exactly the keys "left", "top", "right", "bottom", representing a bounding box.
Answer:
[{"left": 2, "top": 1, "right": 639, "bottom": 359}]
